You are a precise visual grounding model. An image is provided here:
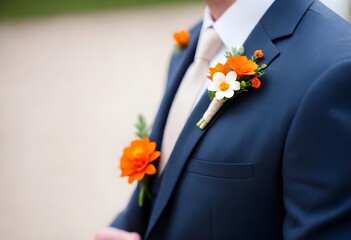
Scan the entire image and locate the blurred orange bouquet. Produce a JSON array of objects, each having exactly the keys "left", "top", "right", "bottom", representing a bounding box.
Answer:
[
  {"left": 173, "top": 29, "right": 190, "bottom": 52},
  {"left": 120, "top": 115, "right": 160, "bottom": 206}
]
